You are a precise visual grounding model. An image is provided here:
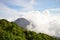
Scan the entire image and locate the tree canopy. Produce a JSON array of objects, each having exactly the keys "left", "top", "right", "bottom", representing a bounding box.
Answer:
[{"left": 0, "top": 19, "right": 58, "bottom": 40}]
